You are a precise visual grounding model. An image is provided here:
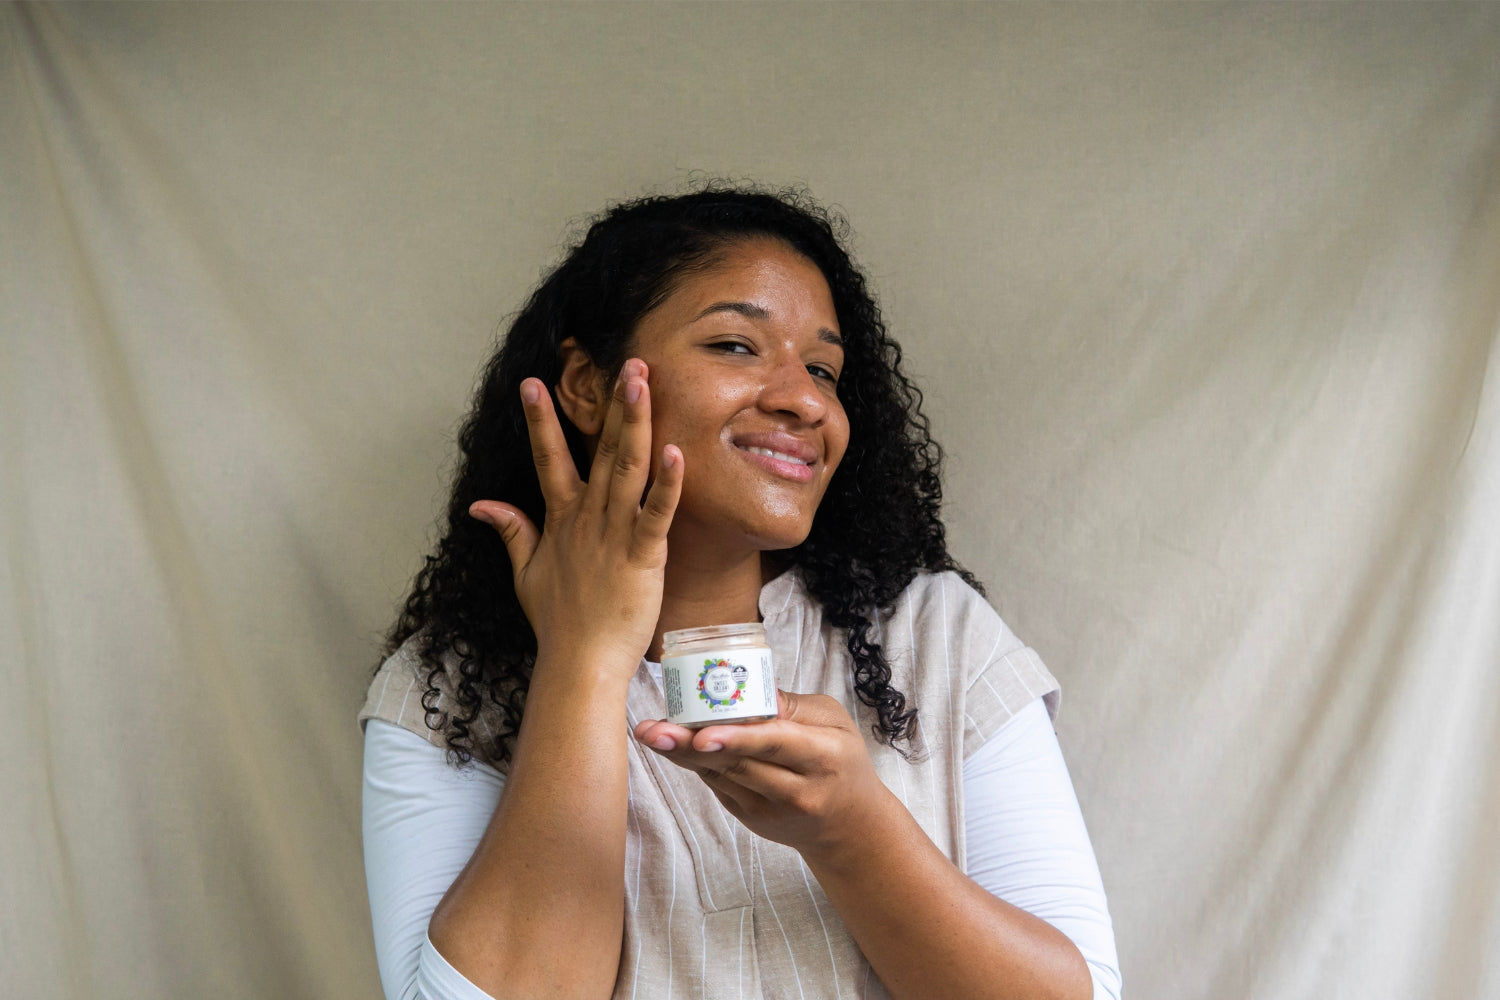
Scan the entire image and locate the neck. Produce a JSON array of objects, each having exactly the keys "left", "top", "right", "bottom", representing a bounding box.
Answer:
[{"left": 650, "top": 543, "right": 767, "bottom": 660}]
